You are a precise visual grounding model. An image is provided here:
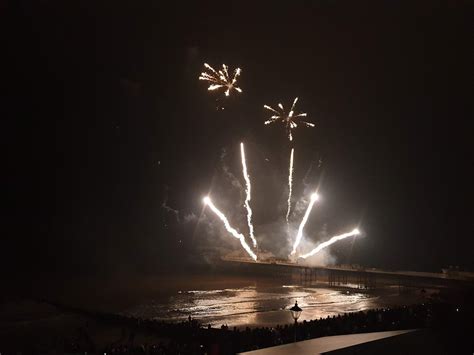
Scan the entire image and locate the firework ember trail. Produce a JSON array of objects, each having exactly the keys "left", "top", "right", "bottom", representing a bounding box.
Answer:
[
  {"left": 203, "top": 197, "right": 257, "bottom": 261},
  {"left": 300, "top": 229, "right": 360, "bottom": 259},
  {"left": 291, "top": 192, "right": 319, "bottom": 256},
  {"left": 240, "top": 143, "right": 257, "bottom": 248},
  {"left": 286, "top": 148, "right": 295, "bottom": 227}
]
